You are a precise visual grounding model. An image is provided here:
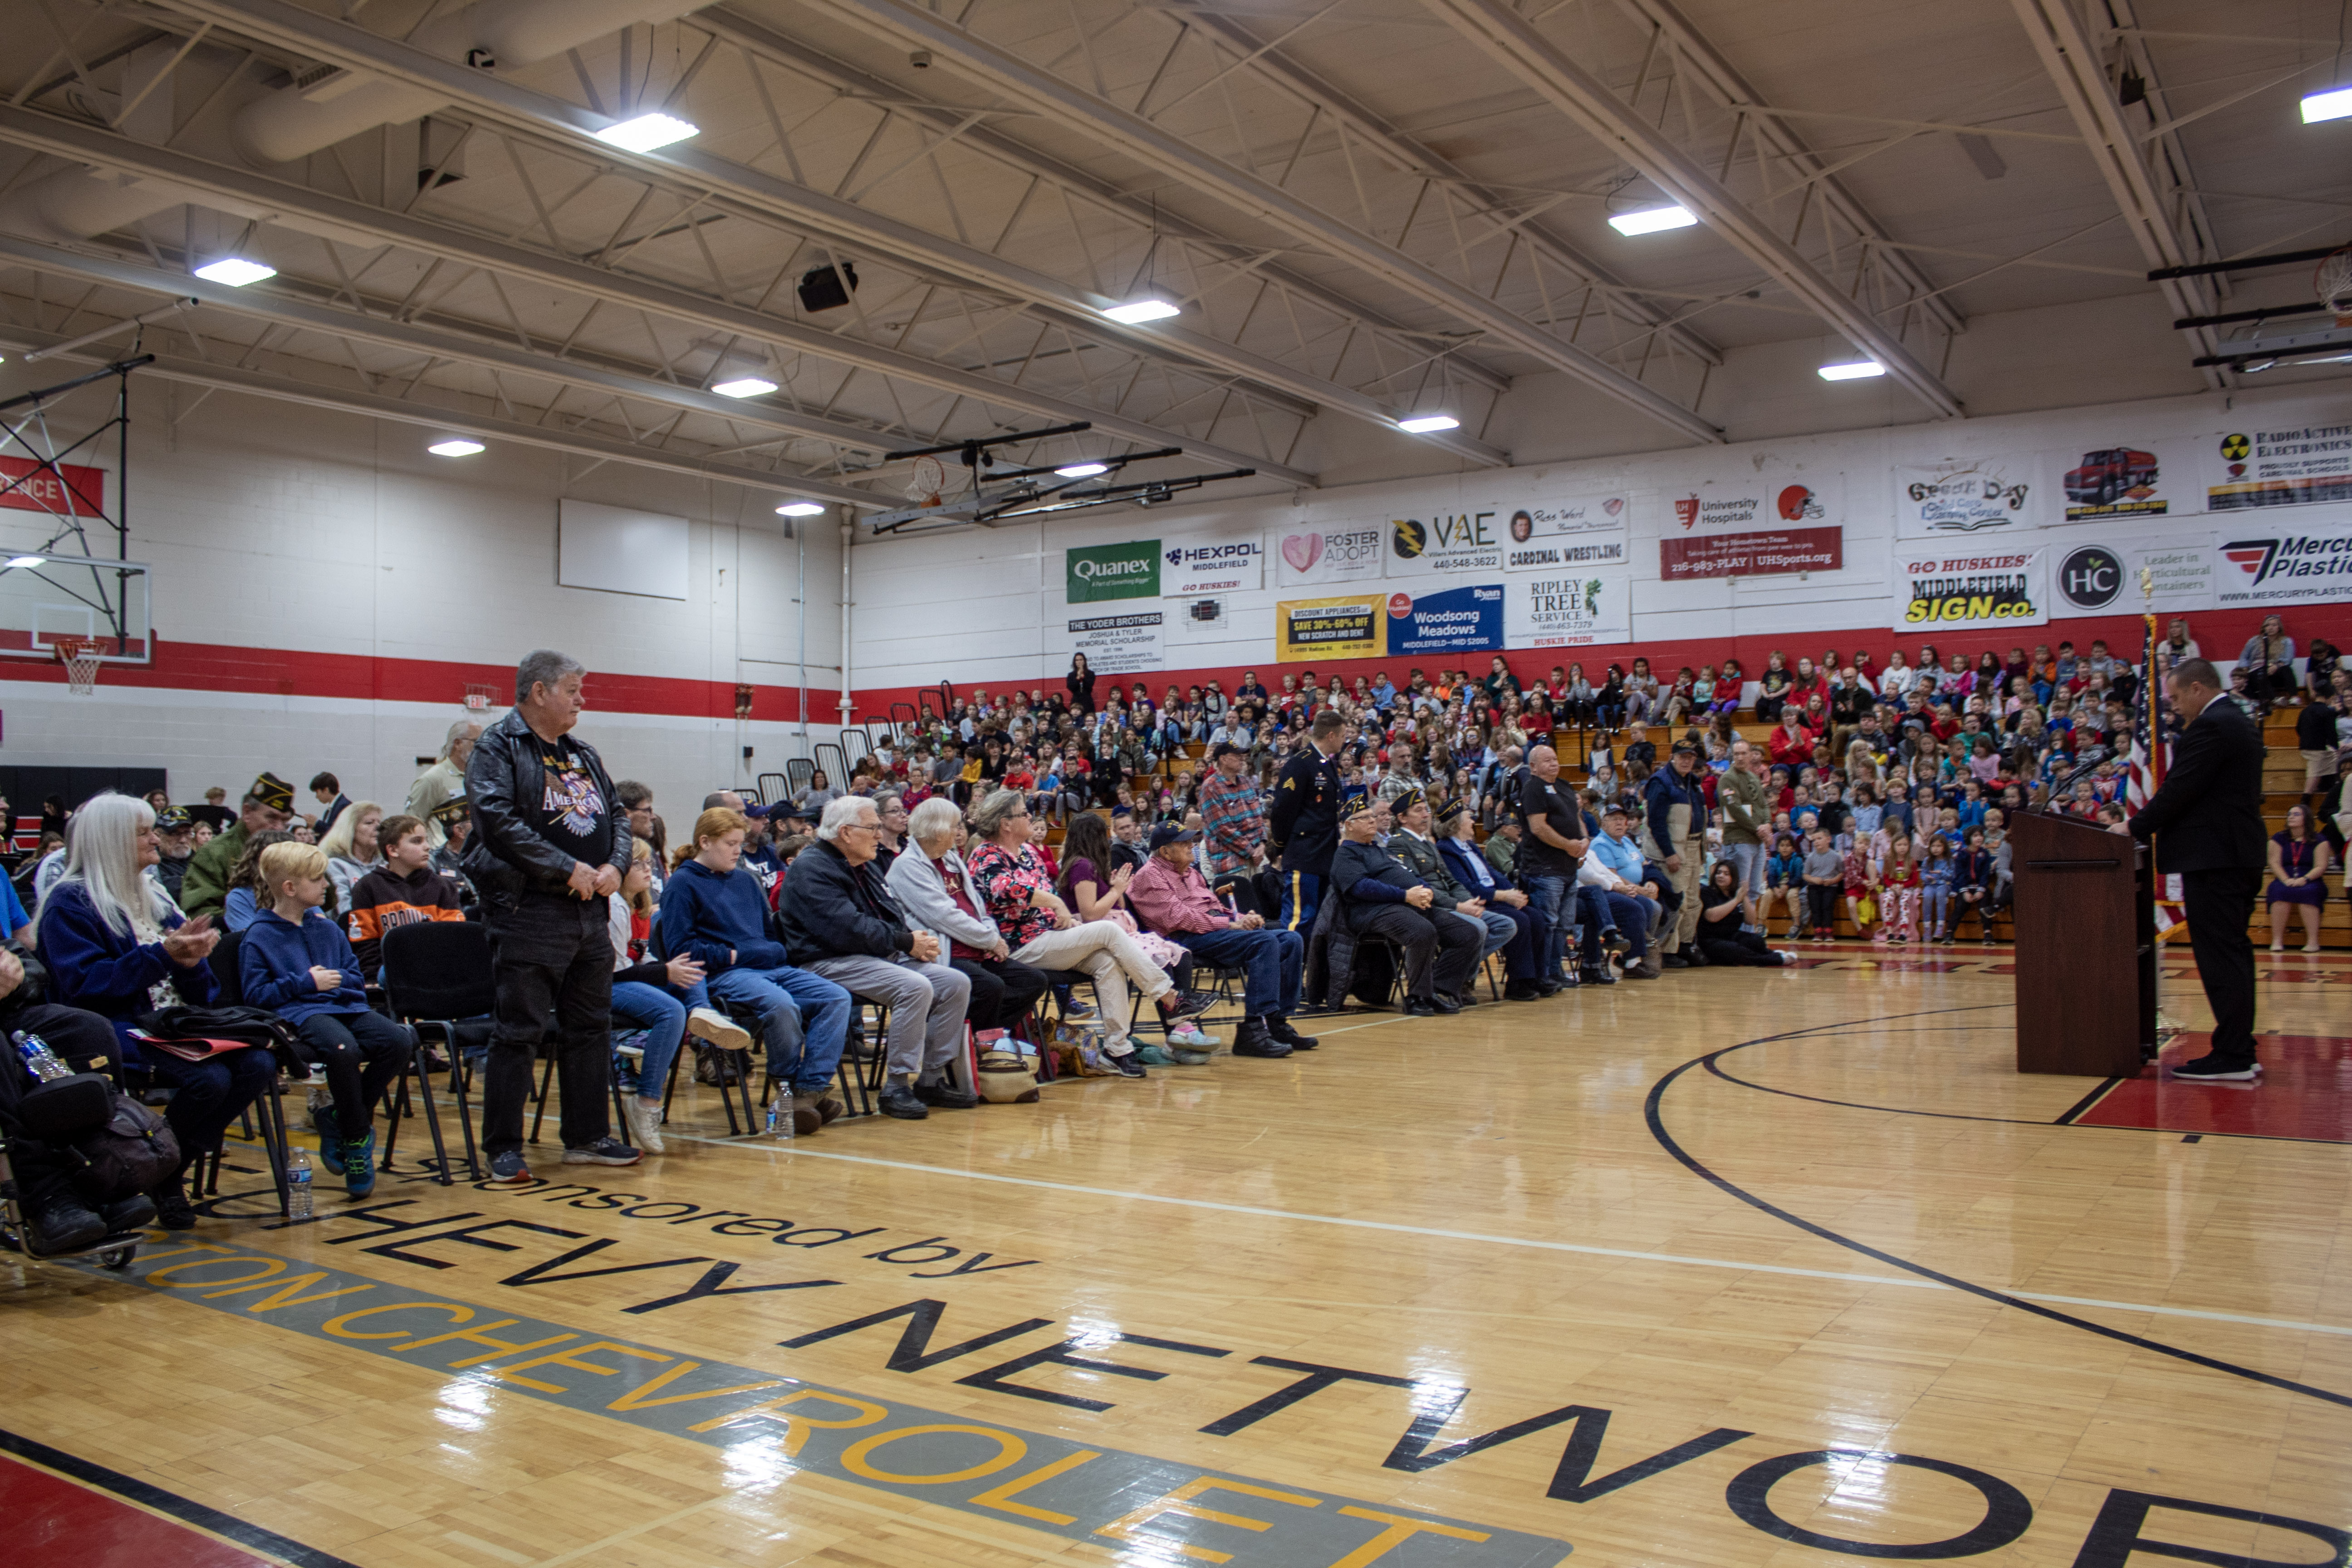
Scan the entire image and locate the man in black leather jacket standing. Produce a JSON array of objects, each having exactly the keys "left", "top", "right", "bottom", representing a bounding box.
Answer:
[{"left": 463, "top": 649, "right": 640, "bottom": 1182}]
